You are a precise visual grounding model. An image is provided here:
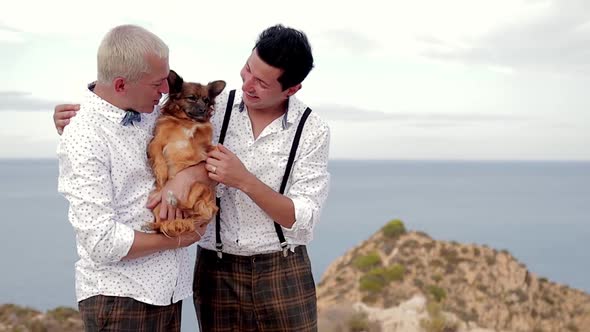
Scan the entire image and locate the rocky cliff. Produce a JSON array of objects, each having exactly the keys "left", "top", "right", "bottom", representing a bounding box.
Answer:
[
  {"left": 317, "top": 220, "right": 590, "bottom": 332},
  {"left": 0, "top": 304, "right": 82, "bottom": 332}
]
